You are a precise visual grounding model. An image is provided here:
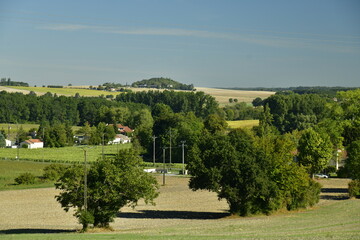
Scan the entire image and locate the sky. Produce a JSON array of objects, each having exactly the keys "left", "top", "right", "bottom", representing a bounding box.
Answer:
[{"left": 0, "top": 0, "right": 359, "bottom": 88}]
